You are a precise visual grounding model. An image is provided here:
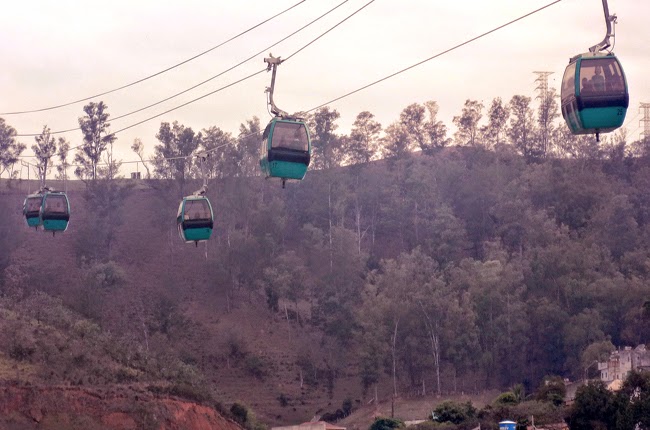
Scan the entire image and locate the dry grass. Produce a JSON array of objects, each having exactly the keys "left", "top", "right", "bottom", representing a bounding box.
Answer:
[{"left": 0, "top": 353, "right": 38, "bottom": 381}]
